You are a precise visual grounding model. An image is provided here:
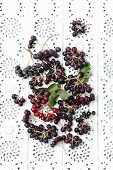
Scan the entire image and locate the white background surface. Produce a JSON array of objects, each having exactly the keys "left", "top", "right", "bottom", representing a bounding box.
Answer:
[{"left": 0, "top": 0, "right": 113, "bottom": 169}]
